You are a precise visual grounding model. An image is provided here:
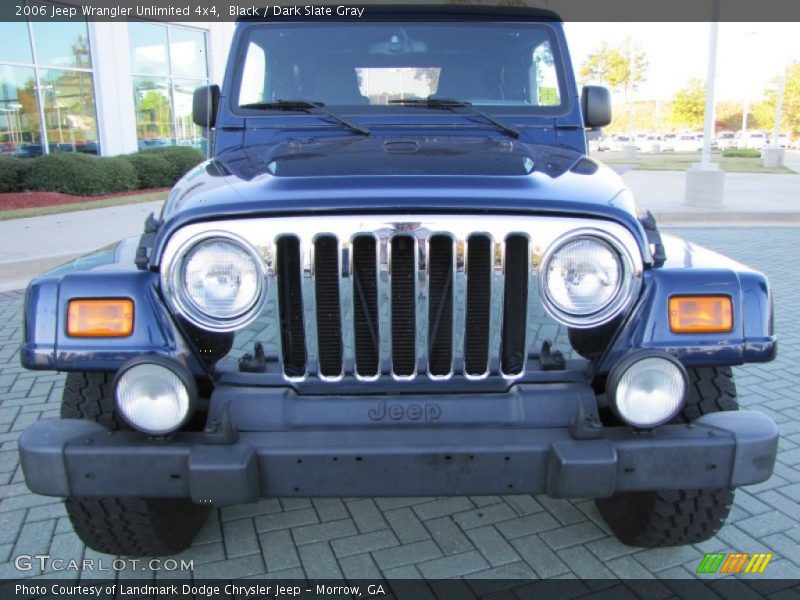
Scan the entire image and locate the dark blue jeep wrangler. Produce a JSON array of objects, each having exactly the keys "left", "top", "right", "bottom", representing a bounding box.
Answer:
[{"left": 18, "top": 6, "right": 778, "bottom": 556}]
